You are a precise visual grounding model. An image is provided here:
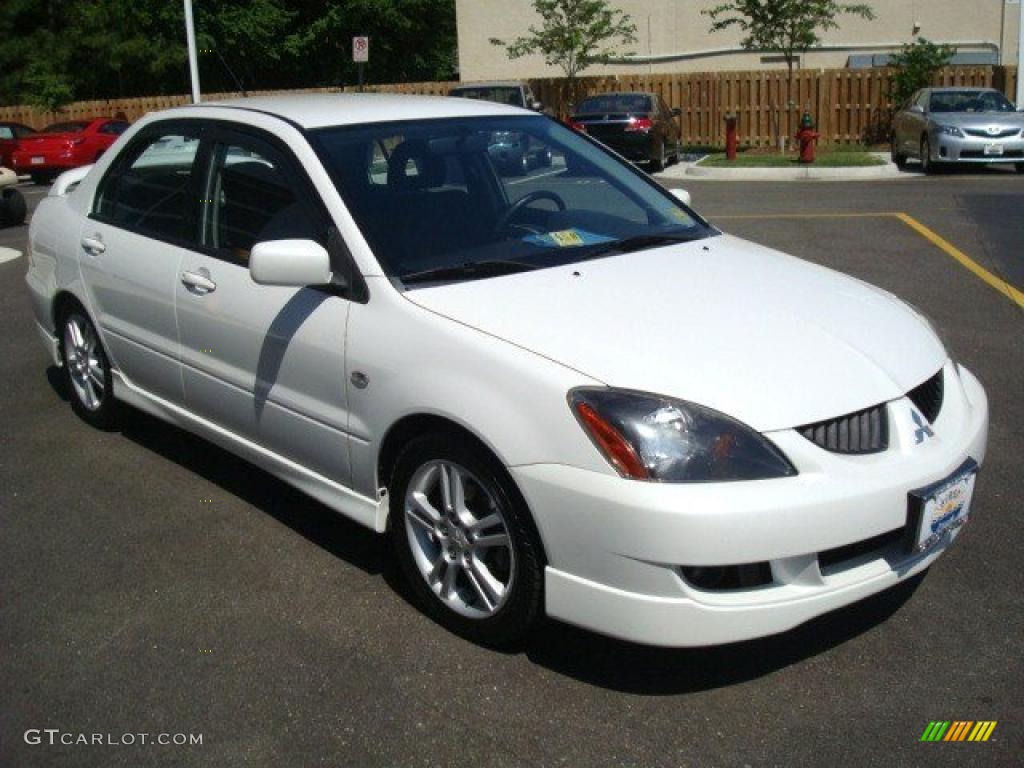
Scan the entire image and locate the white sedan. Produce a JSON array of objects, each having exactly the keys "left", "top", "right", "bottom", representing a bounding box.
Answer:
[{"left": 25, "top": 94, "right": 988, "bottom": 647}]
